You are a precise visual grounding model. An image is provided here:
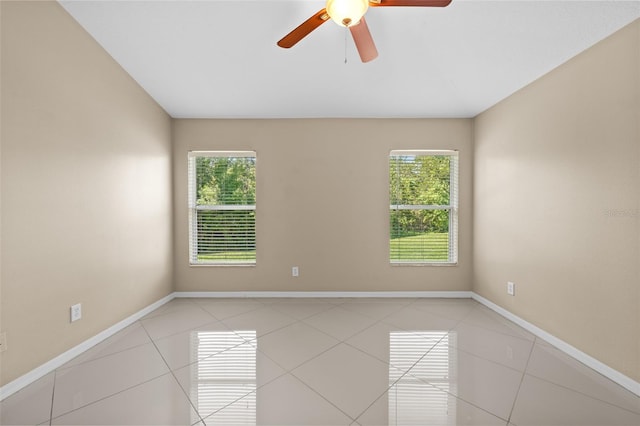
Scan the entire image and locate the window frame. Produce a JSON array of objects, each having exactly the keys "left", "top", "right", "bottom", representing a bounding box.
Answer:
[
  {"left": 188, "top": 151, "right": 257, "bottom": 266},
  {"left": 389, "top": 149, "right": 459, "bottom": 266}
]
